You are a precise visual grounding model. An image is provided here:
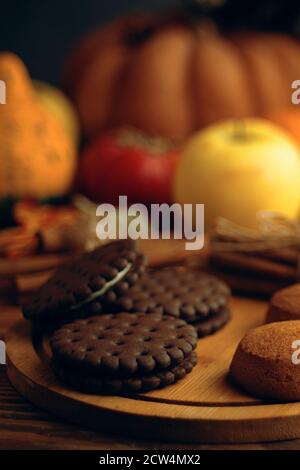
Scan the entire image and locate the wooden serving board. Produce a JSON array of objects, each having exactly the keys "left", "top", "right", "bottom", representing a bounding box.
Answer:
[{"left": 6, "top": 296, "right": 300, "bottom": 444}]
